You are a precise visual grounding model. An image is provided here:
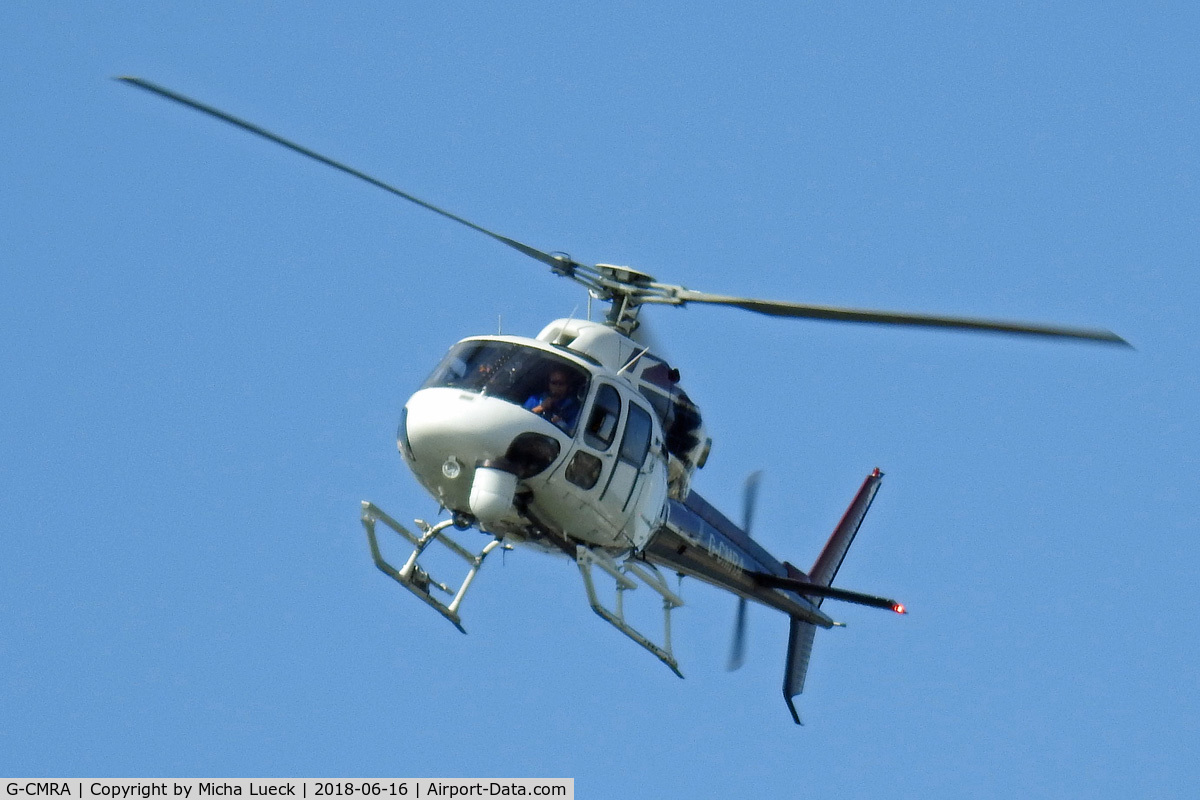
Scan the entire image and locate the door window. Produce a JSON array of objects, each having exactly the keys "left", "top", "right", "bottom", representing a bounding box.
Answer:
[
  {"left": 584, "top": 384, "right": 621, "bottom": 450},
  {"left": 618, "top": 404, "right": 653, "bottom": 468},
  {"left": 565, "top": 451, "right": 603, "bottom": 489}
]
